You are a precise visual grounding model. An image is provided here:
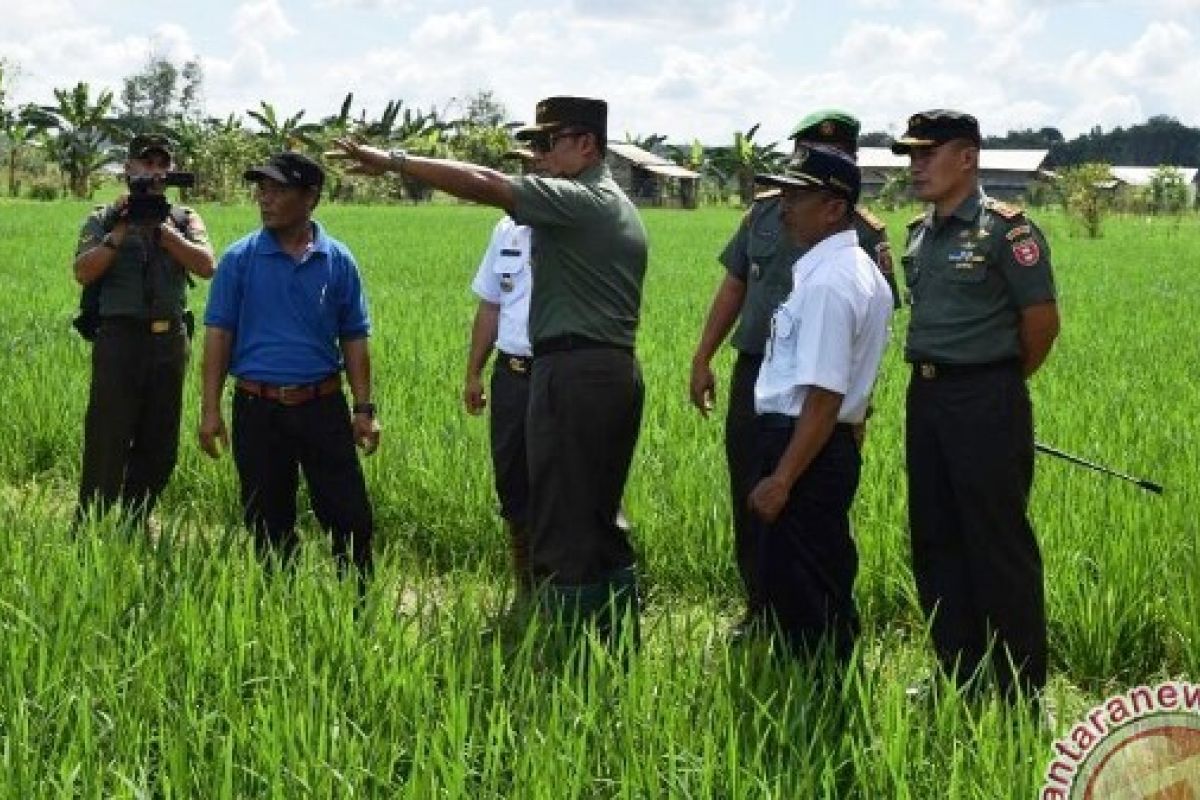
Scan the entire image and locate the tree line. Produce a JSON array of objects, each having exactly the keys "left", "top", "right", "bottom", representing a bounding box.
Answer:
[{"left": 3, "top": 53, "right": 1199, "bottom": 207}]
